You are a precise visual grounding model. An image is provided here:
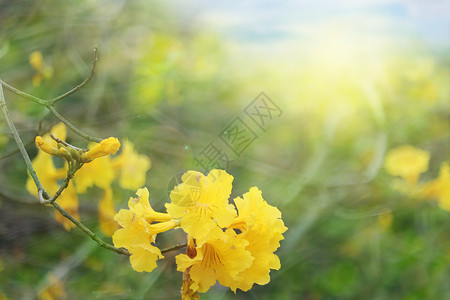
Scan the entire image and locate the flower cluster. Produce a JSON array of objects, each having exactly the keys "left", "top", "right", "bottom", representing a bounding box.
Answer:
[
  {"left": 385, "top": 145, "right": 449, "bottom": 211},
  {"left": 26, "top": 123, "right": 151, "bottom": 233},
  {"left": 113, "top": 169, "right": 287, "bottom": 299},
  {"left": 27, "top": 124, "right": 286, "bottom": 298}
]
